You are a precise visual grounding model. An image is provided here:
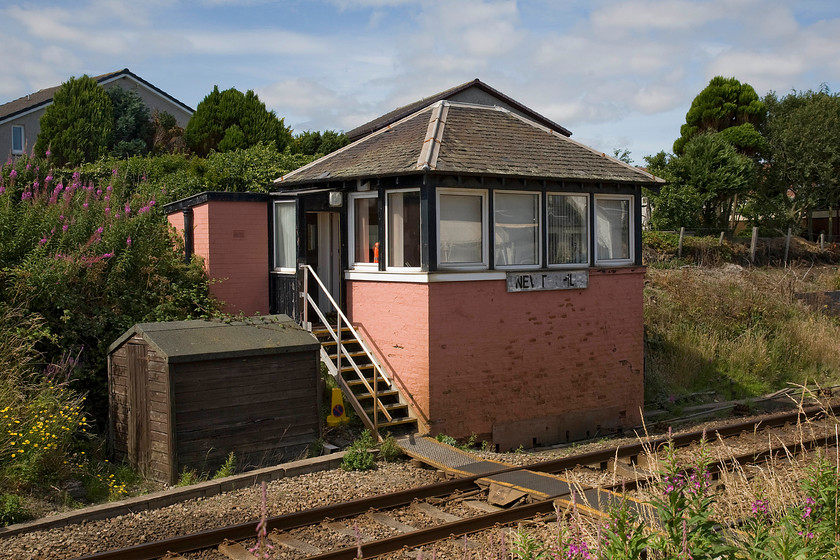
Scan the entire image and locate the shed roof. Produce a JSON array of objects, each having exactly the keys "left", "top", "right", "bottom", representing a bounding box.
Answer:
[
  {"left": 276, "top": 101, "right": 663, "bottom": 187},
  {"left": 108, "top": 315, "right": 319, "bottom": 363}
]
